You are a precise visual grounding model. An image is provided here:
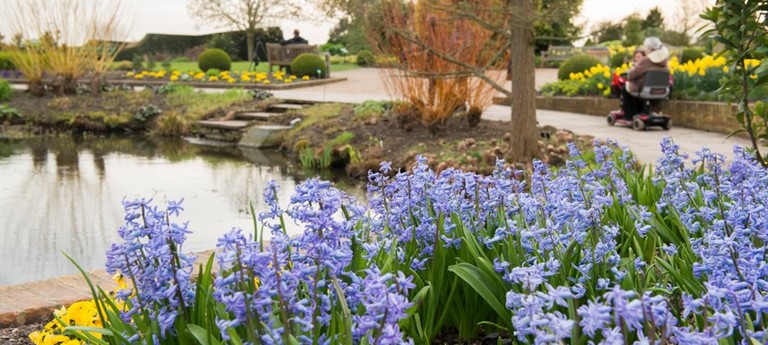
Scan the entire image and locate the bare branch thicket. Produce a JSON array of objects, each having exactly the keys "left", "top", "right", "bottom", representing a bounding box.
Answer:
[
  {"left": 1, "top": 0, "right": 129, "bottom": 96},
  {"left": 371, "top": 0, "right": 511, "bottom": 130}
]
